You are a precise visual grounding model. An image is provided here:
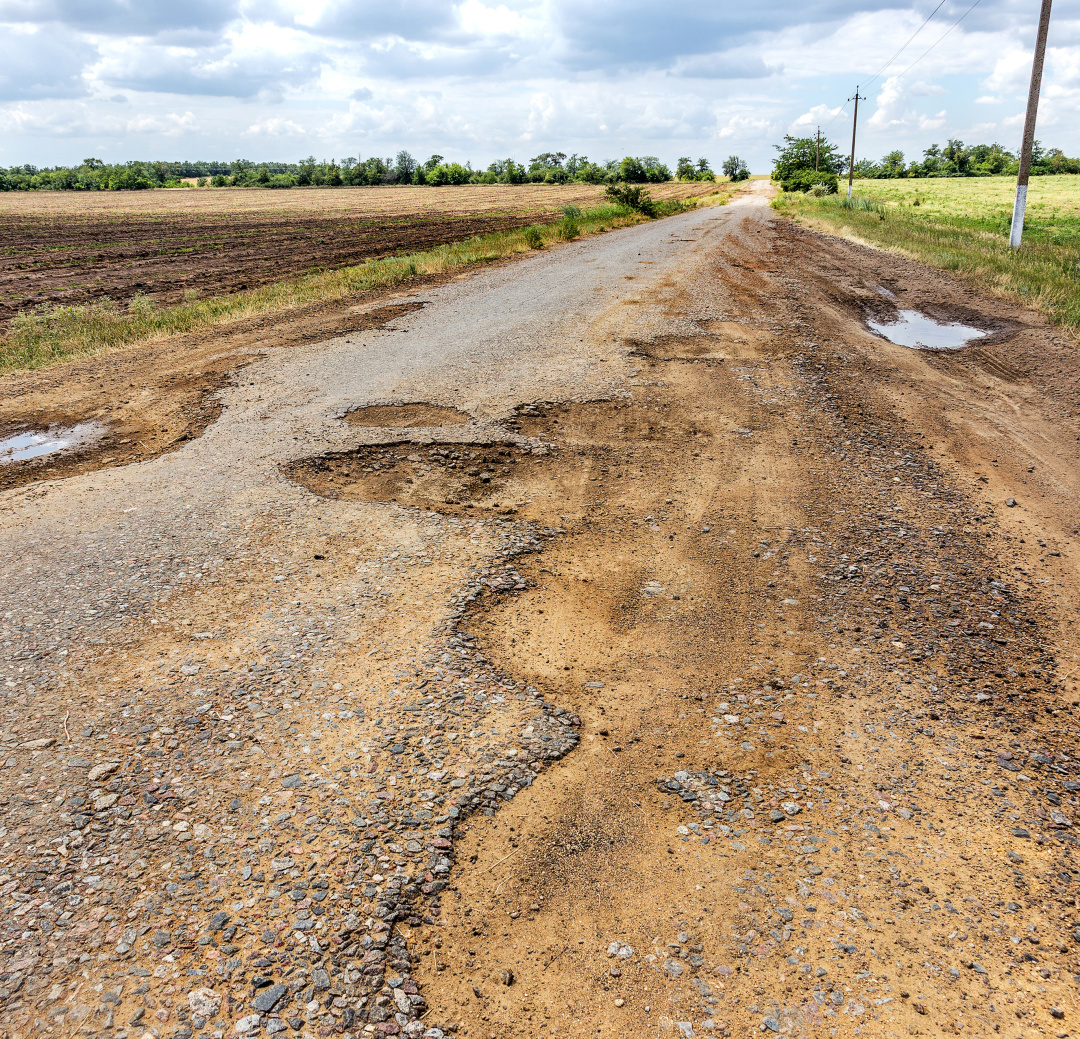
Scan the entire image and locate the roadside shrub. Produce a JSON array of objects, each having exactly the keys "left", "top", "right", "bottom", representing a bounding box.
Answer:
[
  {"left": 655, "top": 197, "right": 697, "bottom": 217},
  {"left": 561, "top": 204, "right": 582, "bottom": 218},
  {"left": 557, "top": 217, "right": 580, "bottom": 241},
  {"left": 782, "top": 170, "right": 838, "bottom": 194},
  {"left": 523, "top": 226, "right": 544, "bottom": 249},
  {"left": 605, "top": 183, "right": 658, "bottom": 217}
]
